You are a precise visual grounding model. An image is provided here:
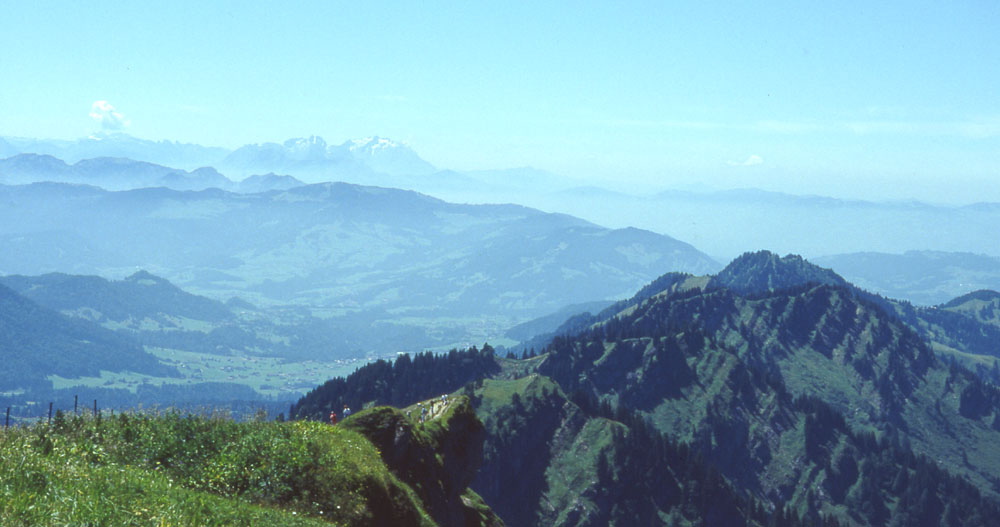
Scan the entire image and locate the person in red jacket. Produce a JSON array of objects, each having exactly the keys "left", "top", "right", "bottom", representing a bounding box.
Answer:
[{"left": 329, "top": 410, "right": 337, "bottom": 425}]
